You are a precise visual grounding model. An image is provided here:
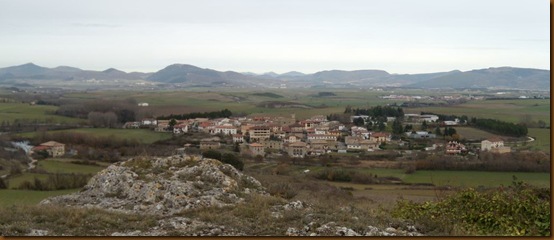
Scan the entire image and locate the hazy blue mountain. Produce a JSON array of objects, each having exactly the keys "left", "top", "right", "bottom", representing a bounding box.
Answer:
[
  {"left": 147, "top": 64, "right": 271, "bottom": 87},
  {"left": 0, "top": 63, "right": 549, "bottom": 90},
  {"left": 0, "top": 63, "right": 148, "bottom": 82},
  {"left": 0, "top": 63, "right": 50, "bottom": 76},
  {"left": 261, "top": 72, "right": 280, "bottom": 78},
  {"left": 406, "top": 67, "right": 550, "bottom": 90},
  {"left": 280, "top": 71, "right": 306, "bottom": 77}
]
